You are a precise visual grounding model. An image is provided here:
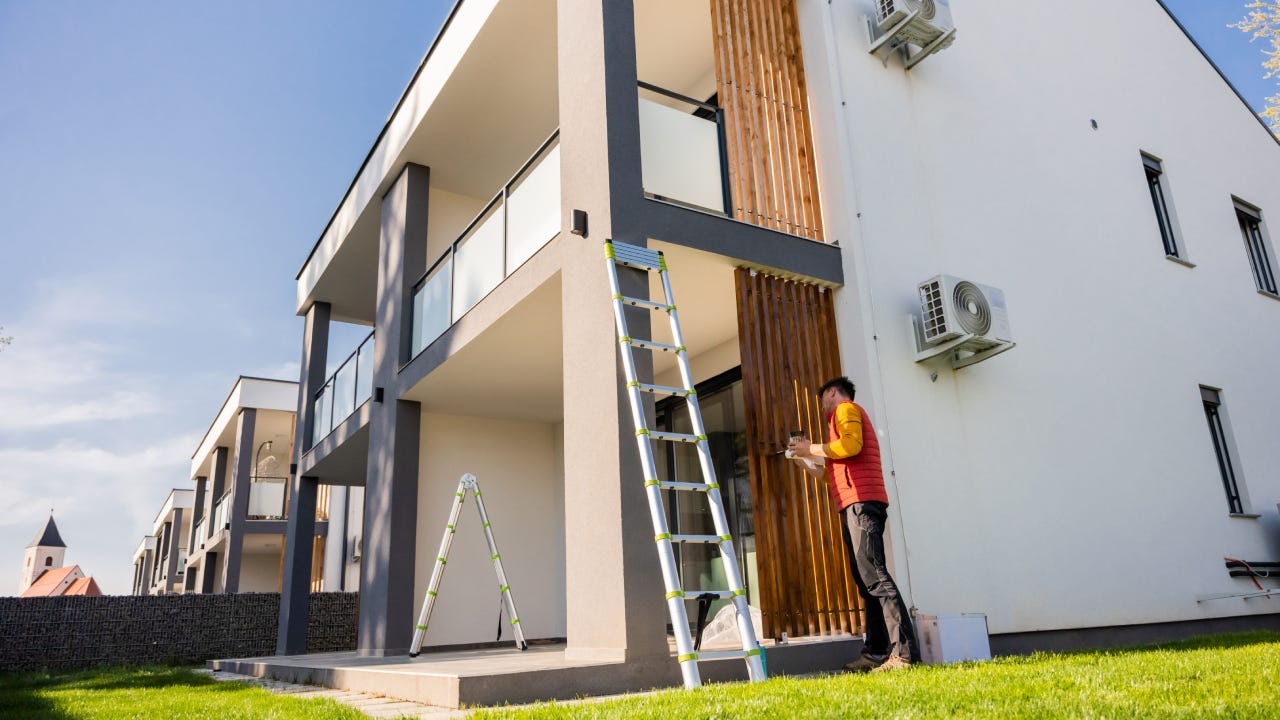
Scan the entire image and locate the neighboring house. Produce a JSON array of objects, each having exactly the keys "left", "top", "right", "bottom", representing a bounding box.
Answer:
[
  {"left": 183, "top": 376, "right": 360, "bottom": 594},
  {"left": 130, "top": 489, "right": 194, "bottom": 595},
  {"left": 270, "top": 0, "right": 1279, "bottom": 674},
  {"left": 20, "top": 514, "right": 101, "bottom": 598},
  {"left": 130, "top": 536, "right": 157, "bottom": 596}
]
